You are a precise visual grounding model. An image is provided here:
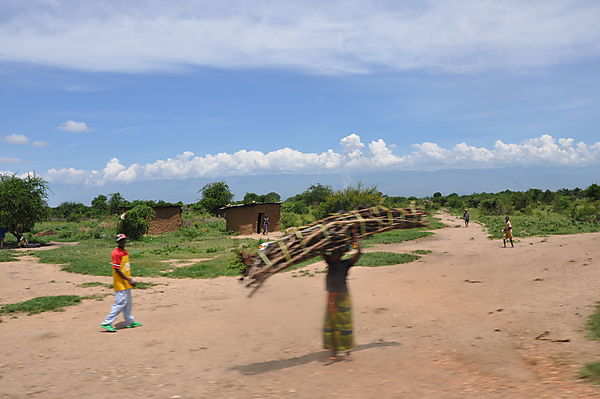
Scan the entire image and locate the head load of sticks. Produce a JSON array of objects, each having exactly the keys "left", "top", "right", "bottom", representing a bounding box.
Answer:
[{"left": 241, "top": 206, "right": 428, "bottom": 296}]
